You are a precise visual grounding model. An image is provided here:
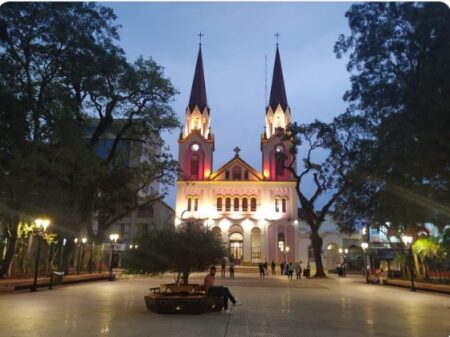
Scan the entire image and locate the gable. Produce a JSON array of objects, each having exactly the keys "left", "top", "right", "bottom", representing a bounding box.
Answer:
[{"left": 210, "top": 156, "right": 264, "bottom": 181}]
